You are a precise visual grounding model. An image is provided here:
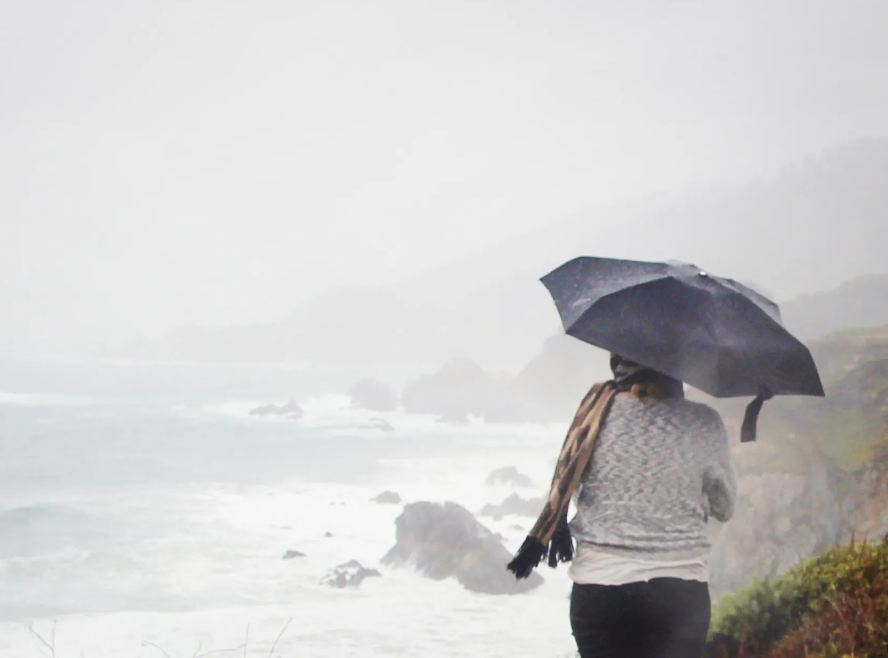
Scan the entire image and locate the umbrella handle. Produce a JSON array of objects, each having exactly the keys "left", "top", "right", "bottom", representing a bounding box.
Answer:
[{"left": 740, "top": 386, "right": 774, "bottom": 443}]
